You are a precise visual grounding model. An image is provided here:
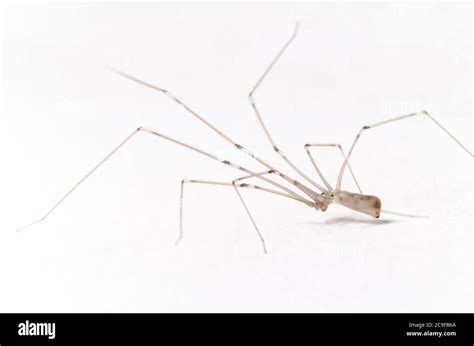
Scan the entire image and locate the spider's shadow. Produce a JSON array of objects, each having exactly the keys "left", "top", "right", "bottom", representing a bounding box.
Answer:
[
  {"left": 308, "top": 216, "right": 395, "bottom": 226},
  {"left": 294, "top": 210, "right": 430, "bottom": 228}
]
